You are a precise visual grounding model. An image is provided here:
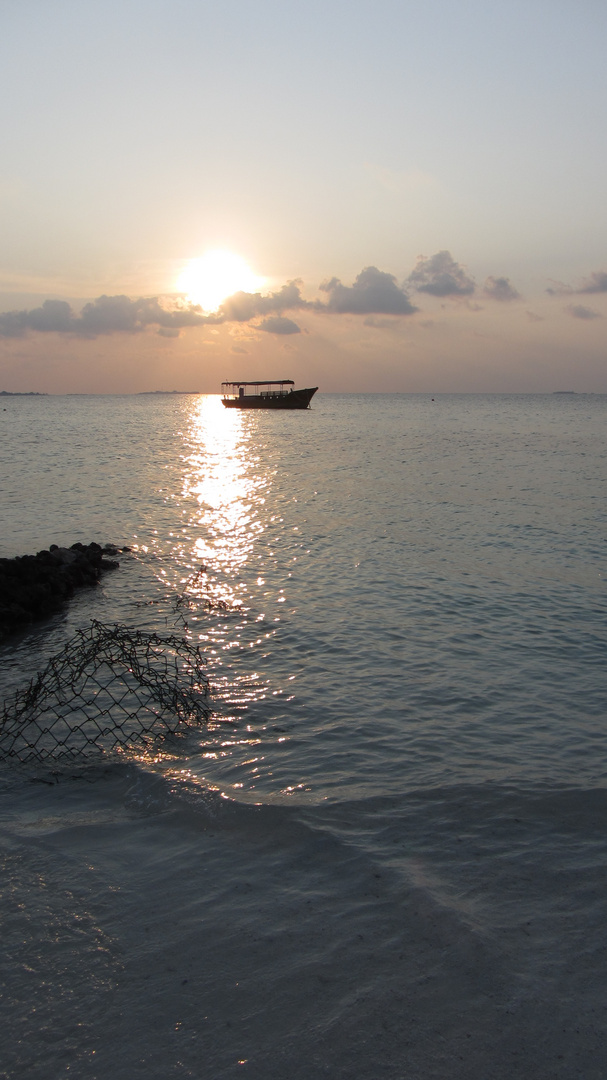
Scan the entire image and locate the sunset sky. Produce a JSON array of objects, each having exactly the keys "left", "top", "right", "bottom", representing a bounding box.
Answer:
[{"left": 1, "top": 0, "right": 606, "bottom": 393}]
